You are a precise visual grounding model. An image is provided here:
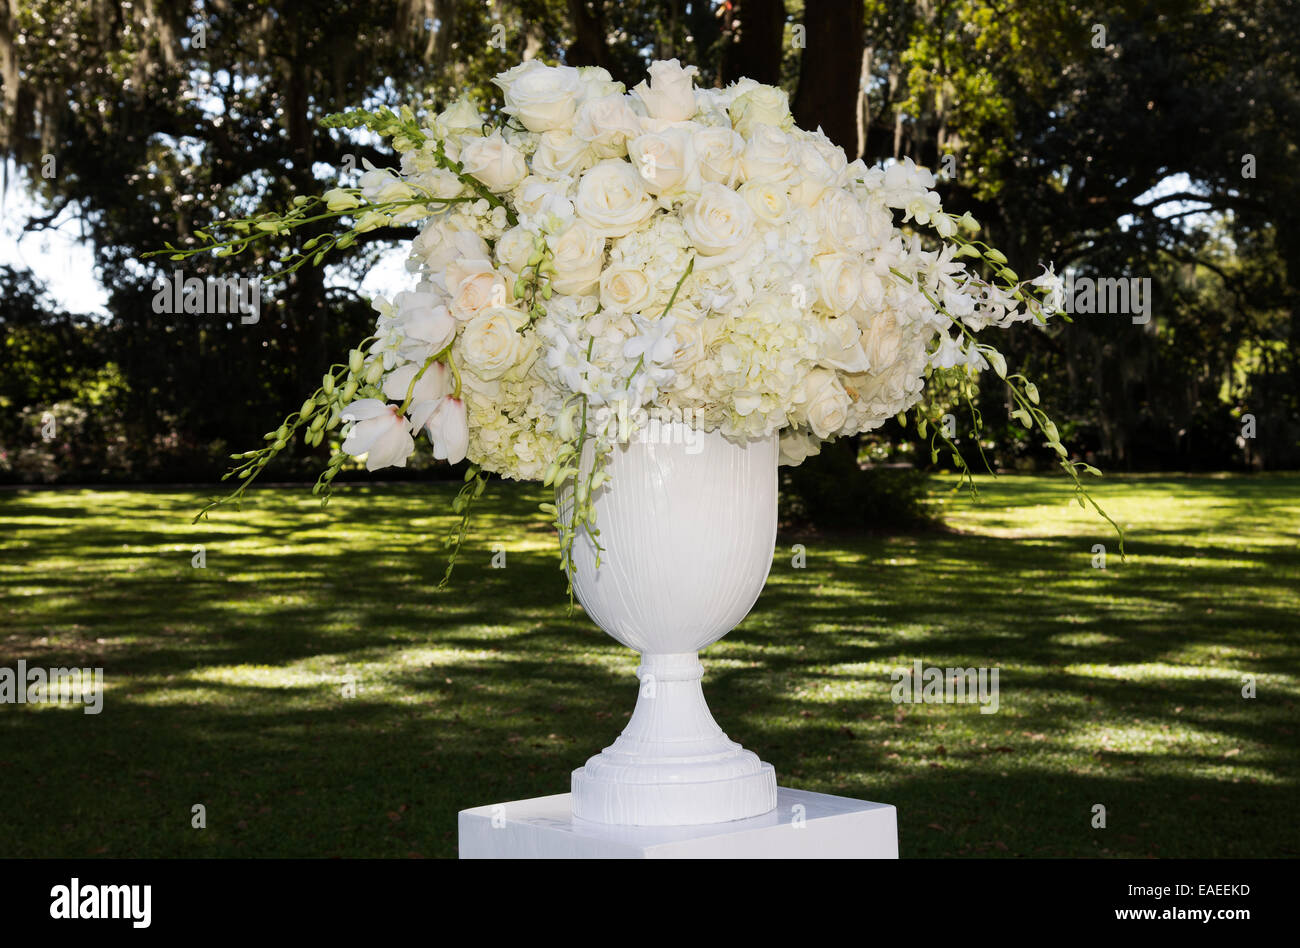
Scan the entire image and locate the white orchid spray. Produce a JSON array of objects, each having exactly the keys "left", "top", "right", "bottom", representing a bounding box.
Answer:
[{"left": 156, "top": 58, "right": 1123, "bottom": 594}]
